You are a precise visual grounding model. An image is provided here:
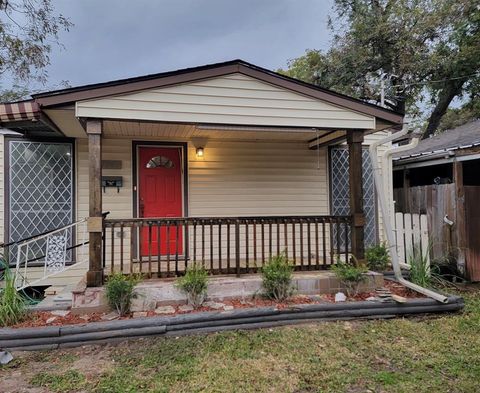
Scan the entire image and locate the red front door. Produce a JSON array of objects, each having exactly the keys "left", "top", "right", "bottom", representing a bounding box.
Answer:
[{"left": 138, "top": 146, "right": 183, "bottom": 256}]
